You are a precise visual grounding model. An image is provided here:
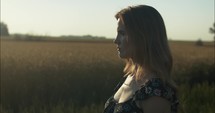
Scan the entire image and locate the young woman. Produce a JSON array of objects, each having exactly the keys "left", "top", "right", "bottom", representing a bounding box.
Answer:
[{"left": 104, "top": 5, "right": 179, "bottom": 113}]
